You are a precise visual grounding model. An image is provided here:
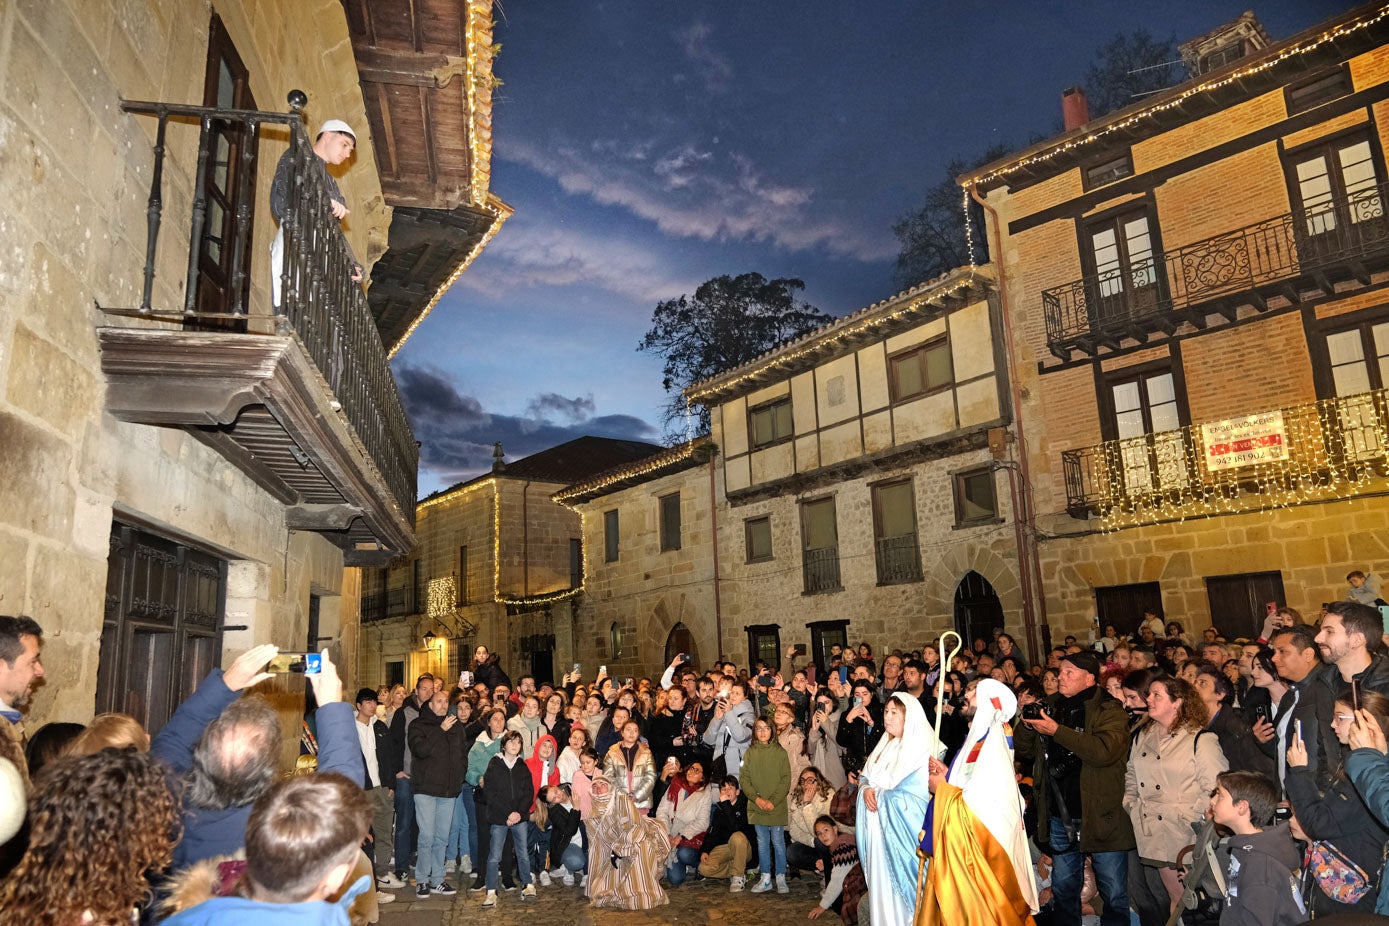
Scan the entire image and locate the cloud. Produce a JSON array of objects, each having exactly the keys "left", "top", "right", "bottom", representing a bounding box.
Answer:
[
  {"left": 456, "top": 220, "right": 698, "bottom": 304},
  {"left": 674, "top": 22, "right": 733, "bottom": 93},
  {"left": 498, "top": 137, "right": 896, "bottom": 263},
  {"left": 396, "top": 365, "right": 660, "bottom": 487},
  {"left": 525, "top": 392, "right": 595, "bottom": 424}
]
